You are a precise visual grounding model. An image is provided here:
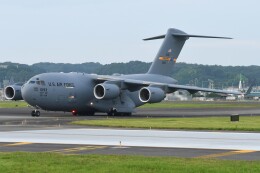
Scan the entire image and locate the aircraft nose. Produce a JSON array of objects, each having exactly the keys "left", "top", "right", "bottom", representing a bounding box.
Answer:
[{"left": 21, "top": 83, "right": 35, "bottom": 106}]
